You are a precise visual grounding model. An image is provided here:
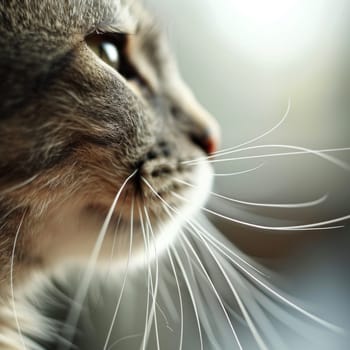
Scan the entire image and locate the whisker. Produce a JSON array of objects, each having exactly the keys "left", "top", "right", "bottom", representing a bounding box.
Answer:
[
  {"left": 157, "top": 188, "right": 342, "bottom": 338},
  {"left": 58, "top": 170, "right": 137, "bottom": 350},
  {"left": 143, "top": 207, "right": 161, "bottom": 350},
  {"left": 175, "top": 178, "right": 328, "bottom": 209},
  {"left": 197, "top": 97, "right": 292, "bottom": 161},
  {"left": 216, "top": 255, "right": 288, "bottom": 350},
  {"left": 176, "top": 230, "right": 223, "bottom": 350},
  {"left": 143, "top": 178, "right": 345, "bottom": 331},
  {"left": 189, "top": 216, "right": 344, "bottom": 303},
  {"left": 166, "top": 248, "right": 184, "bottom": 350},
  {"left": 155, "top": 300, "right": 174, "bottom": 333},
  {"left": 103, "top": 197, "right": 135, "bottom": 350},
  {"left": 176, "top": 233, "right": 224, "bottom": 348},
  {"left": 139, "top": 204, "right": 161, "bottom": 350},
  {"left": 156, "top": 179, "right": 344, "bottom": 334},
  {"left": 143, "top": 176, "right": 267, "bottom": 276},
  {"left": 157, "top": 195, "right": 242, "bottom": 349},
  {"left": 141, "top": 177, "right": 204, "bottom": 349},
  {"left": 138, "top": 207, "right": 151, "bottom": 350},
  {"left": 192, "top": 219, "right": 343, "bottom": 342},
  {"left": 95, "top": 209, "right": 125, "bottom": 307},
  {"left": 179, "top": 233, "right": 243, "bottom": 350},
  {"left": 106, "top": 211, "right": 124, "bottom": 279},
  {"left": 163, "top": 208, "right": 222, "bottom": 349},
  {"left": 214, "top": 163, "right": 265, "bottom": 177},
  {"left": 186, "top": 219, "right": 267, "bottom": 277},
  {"left": 188, "top": 221, "right": 269, "bottom": 350},
  {"left": 10, "top": 210, "right": 27, "bottom": 350},
  {"left": 197, "top": 216, "right": 344, "bottom": 333},
  {"left": 251, "top": 286, "right": 326, "bottom": 341},
  {"left": 143, "top": 177, "right": 344, "bottom": 340},
  {"left": 184, "top": 145, "right": 350, "bottom": 171},
  {"left": 171, "top": 247, "right": 204, "bottom": 350},
  {"left": 138, "top": 220, "right": 175, "bottom": 343},
  {"left": 171, "top": 191, "right": 349, "bottom": 232},
  {"left": 157, "top": 275, "right": 179, "bottom": 326}
]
